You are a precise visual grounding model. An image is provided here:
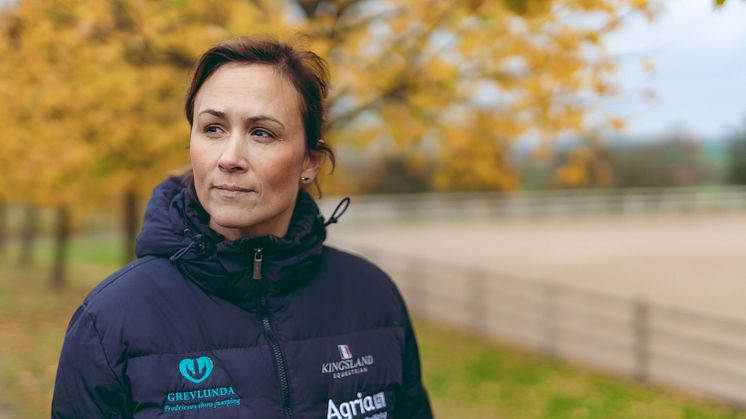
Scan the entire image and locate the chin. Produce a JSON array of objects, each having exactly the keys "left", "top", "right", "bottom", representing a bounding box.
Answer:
[
  {"left": 208, "top": 207, "right": 258, "bottom": 228},
  {"left": 212, "top": 214, "right": 257, "bottom": 230}
]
